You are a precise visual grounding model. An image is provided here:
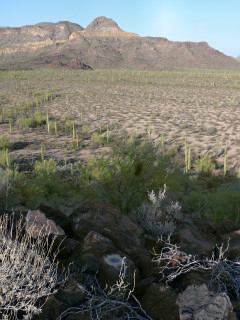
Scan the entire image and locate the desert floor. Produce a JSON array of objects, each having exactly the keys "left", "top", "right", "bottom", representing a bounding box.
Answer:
[{"left": 0, "top": 68, "right": 240, "bottom": 172}]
